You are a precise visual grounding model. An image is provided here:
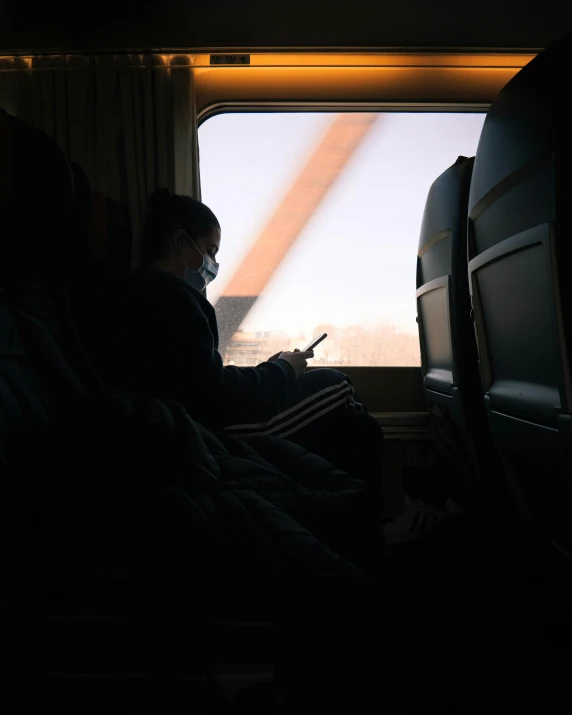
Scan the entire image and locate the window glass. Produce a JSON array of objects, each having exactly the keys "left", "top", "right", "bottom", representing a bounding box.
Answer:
[{"left": 199, "top": 112, "right": 485, "bottom": 366}]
